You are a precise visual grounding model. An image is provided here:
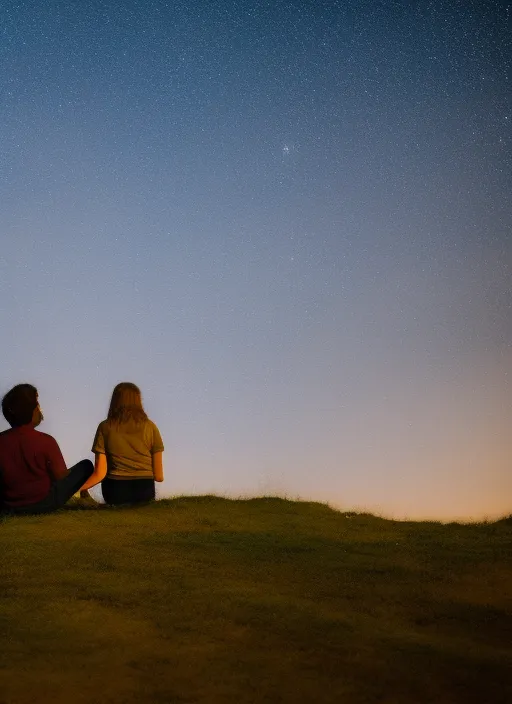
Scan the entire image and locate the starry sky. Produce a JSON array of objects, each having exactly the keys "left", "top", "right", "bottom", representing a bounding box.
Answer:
[{"left": 1, "top": 0, "right": 510, "bottom": 520}]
